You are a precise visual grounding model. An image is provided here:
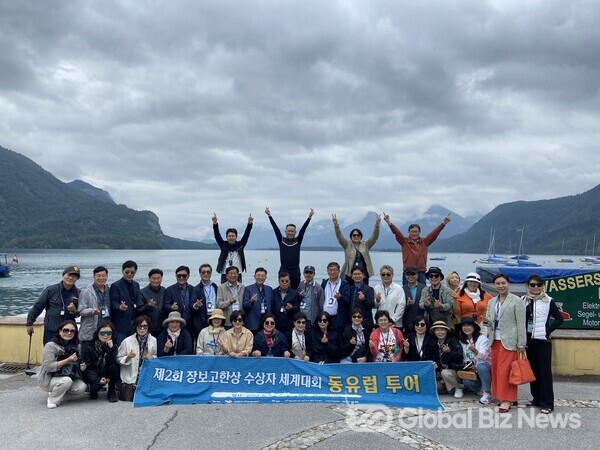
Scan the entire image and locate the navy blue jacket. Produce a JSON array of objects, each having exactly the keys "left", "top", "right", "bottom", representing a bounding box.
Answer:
[
  {"left": 252, "top": 330, "right": 288, "bottom": 357},
  {"left": 242, "top": 283, "right": 274, "bottom": 331},
  {"left": 157, "top": 328, "right": 194, "bottom": 356},
  {"left": 110, "top": 278, "right": 140, "bottom": 337},
  {"left": 164, "top": 283, "right": 200, "bottom": 336},
  {"left": 320, "top": 278, "right": 352, "bottom": 329},
  {"left": 402, "top": 282, "right": 426, "bottom": 331}
]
